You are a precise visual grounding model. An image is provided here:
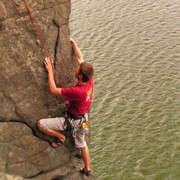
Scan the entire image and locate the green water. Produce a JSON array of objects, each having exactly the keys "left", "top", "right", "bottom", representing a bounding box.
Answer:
[{"left": 70, "top": 0, "right": 180, "bottom": 179}]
